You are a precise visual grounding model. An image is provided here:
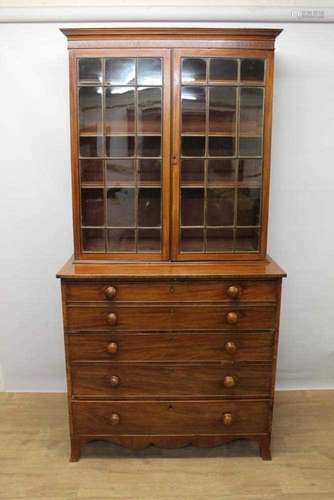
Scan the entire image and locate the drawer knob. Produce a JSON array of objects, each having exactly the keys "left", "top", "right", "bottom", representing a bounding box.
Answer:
[
  {"left": 105, "top": 286, "right": 117, "bottom": 300},
  {"left": 107, "top": 342, "right": 118, "bottom": 354},
  {"left": 223, "top": 375, "right": 236, "bottom": 388},
  {"left": 225, "top": 341, "right": 237, "bottom": 354},
  {"left": 107, "top": 313, "right": 118, "bottom": 326},
  {"left": 222, "top": 413, "right": 234, "bottom": 426},
  {"left": 110, "top": 375, "right": 120, "bottom": 387},
  {"left": 226, "top": 311, "right": 238, "bottom": 324},
  {"left": 227, "top": 285, "right": 241, "bottom": 299},
  {"left": 110, "top": 413, "right": 120, "bottom": 425}
]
